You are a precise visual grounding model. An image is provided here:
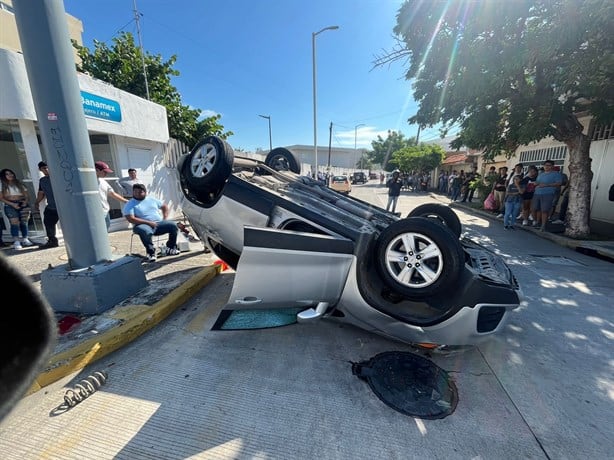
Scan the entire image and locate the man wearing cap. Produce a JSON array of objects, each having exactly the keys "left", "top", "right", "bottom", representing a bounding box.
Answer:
[
  {"left": 34, "top": 161, "right": 60, "bottom": 249},
  {"left": 95, "top": 161, "right": 128, "bottom": 230},
  {"left": 123, "top": 183, "right": 180, "bottom": 262}
]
